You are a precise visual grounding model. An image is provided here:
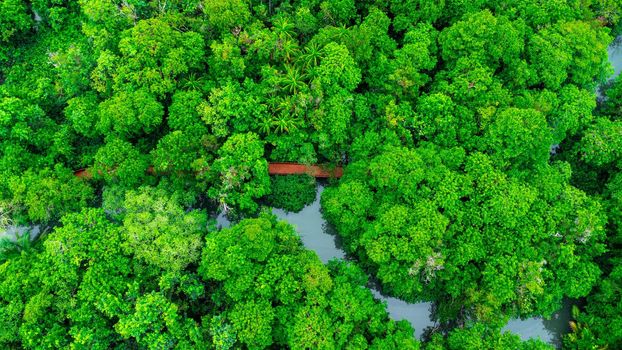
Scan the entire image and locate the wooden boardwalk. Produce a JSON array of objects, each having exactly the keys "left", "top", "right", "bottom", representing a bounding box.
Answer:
[
  {"left": 268, "top": 163, "right": 342, "bottom": 178},
  {"left": 74, "top": 168, "right": 93, "bottom": 179},
  {"left": 75, "top": 163, "right": 343, "bottom": 179}
]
